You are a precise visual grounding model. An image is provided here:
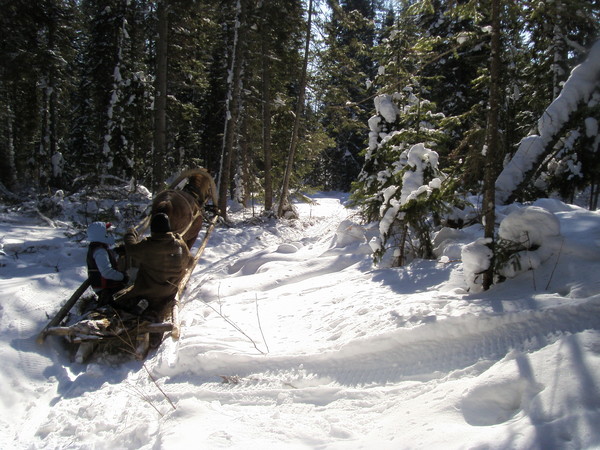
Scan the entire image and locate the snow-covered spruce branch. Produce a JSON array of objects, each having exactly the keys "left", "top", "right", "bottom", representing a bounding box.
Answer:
[{"left": 495, "top": 40, "right": 600, "bottom": 205}]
